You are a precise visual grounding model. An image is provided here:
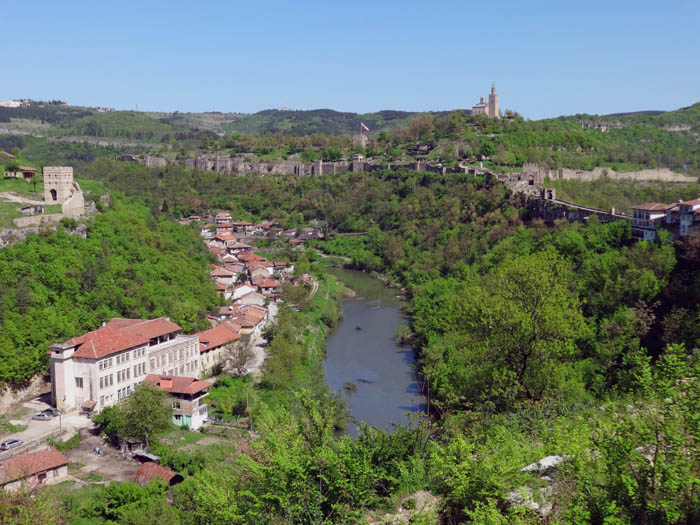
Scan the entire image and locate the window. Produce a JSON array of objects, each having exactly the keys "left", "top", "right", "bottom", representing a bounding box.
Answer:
[
  {"left": 53, "top": 468, "right": 59, "bottom": 478},
  {"left": 172, "top": 400, "right": 181, "bottom": 409},
  {"left": 75, "top": 377, "right": 83, "bottom": 388},
  {"left": 100, "top": 395, "right": 104, "bottom": 406},
  {"left": 150, "top": 358, "right": 156, "bottom": 369}
]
